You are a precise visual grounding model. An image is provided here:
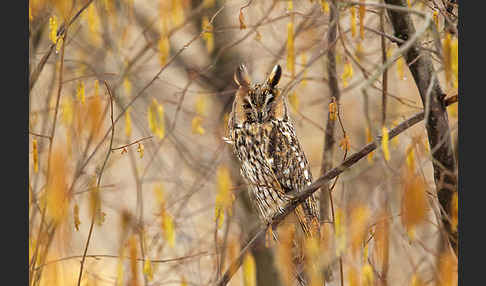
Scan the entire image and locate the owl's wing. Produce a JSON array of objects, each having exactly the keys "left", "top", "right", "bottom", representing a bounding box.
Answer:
[{"left": 266, "top": 120, "right": 320, "bottom": 237}]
